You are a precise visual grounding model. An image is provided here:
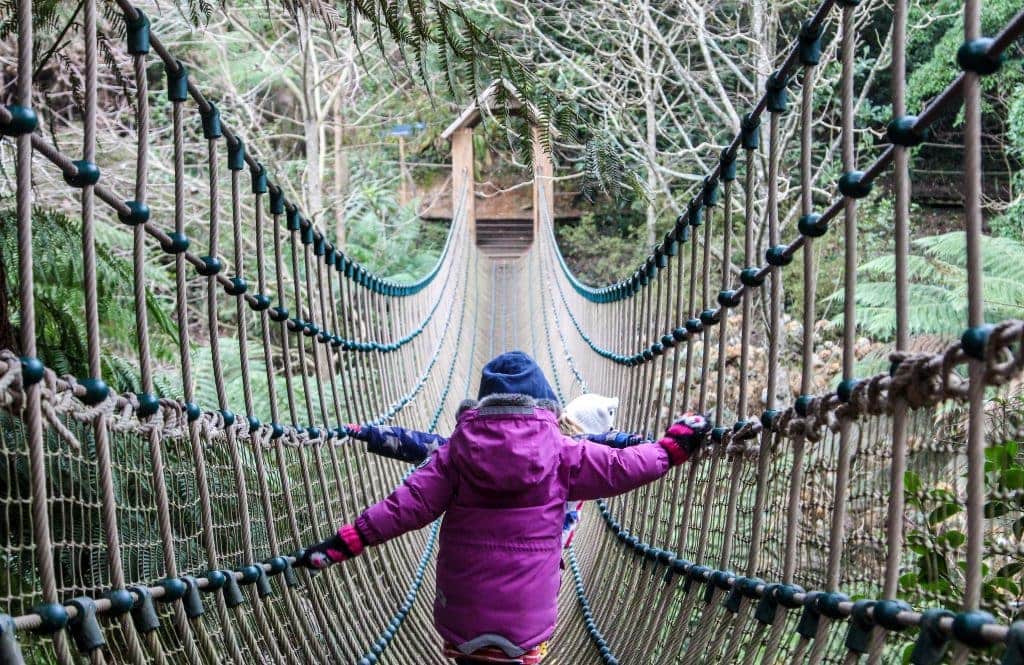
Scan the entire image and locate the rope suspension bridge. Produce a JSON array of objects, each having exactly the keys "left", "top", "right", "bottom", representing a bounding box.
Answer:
[{"left": 1, "top": 0, "right": 1024, "bottom": 662}]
